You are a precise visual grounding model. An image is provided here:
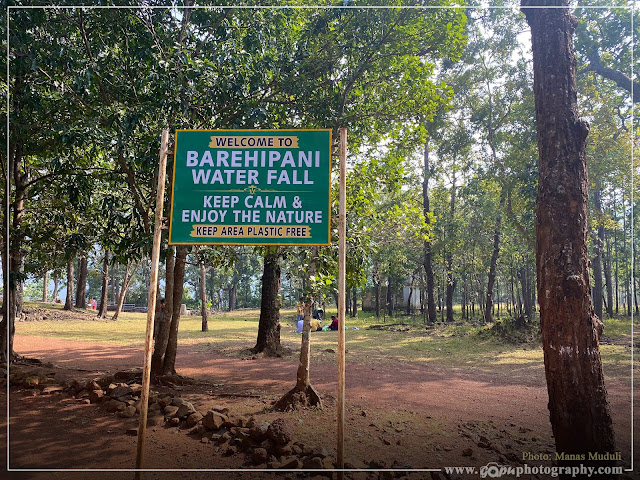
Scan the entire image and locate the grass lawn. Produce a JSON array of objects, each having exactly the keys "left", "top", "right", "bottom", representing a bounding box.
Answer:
[{"left": 17, "top": 301, "right": 637, "bottom": 379}]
